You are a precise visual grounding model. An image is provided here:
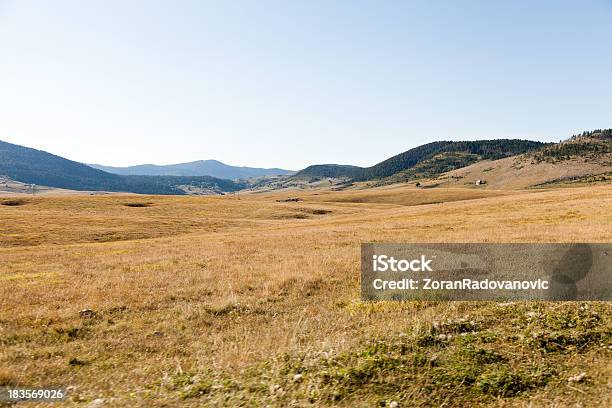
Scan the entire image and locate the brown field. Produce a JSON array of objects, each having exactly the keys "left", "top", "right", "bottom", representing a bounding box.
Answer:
[{"left": 1, "top": 185, "right": 611, "bottom": 407}]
